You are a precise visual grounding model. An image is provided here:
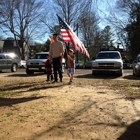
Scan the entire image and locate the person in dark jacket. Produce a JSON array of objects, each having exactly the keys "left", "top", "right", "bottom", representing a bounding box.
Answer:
[{"left": 45, "top": 55, "right": 53, "bottom": 81}]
